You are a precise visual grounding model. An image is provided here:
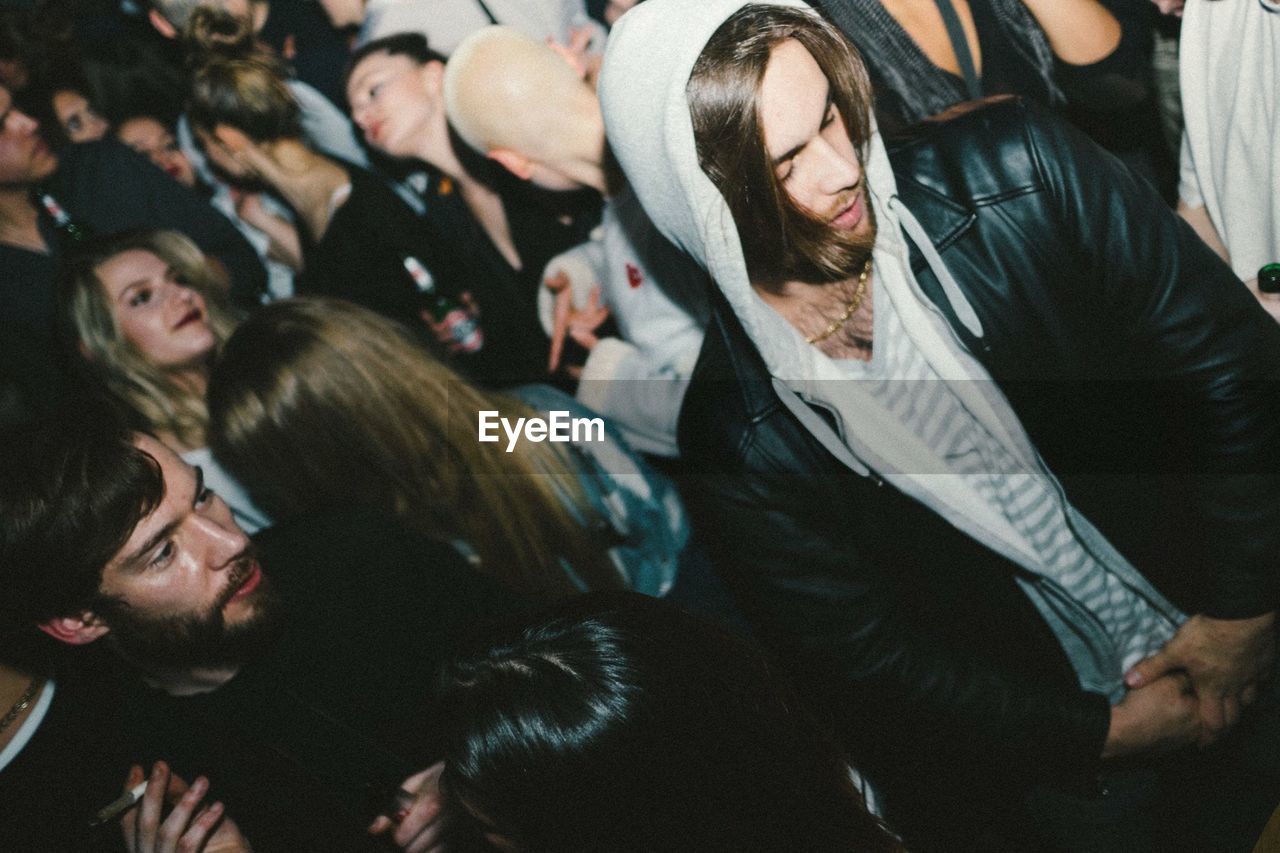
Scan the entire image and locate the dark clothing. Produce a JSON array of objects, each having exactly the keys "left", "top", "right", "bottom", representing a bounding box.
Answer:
[
  {"left": 0, "top": 140, "right": 266, "bottom": 424},
  {"left": 817, "top": 0, "right": 1160, "bottom": 178},
  {"left": 40, "top": 141, "right": 267, "bottom": 303},
  {"left": 298, "top": 165, "right": 562, "bottom": 387},
  {"left": 115, "top": 510, "right": 523, "bottom": 853},
  {"left": 258, "top": 0, "right": 353, "bottom": 110},
  {"left": 0, "top": 655, "right": 135, "bottom": 853},
  {"left": 678, "top": 98, "right": 1280, "bottom": 849},
  {"left": 418, "top": 169, "right": 596, "bottom": 386}
]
